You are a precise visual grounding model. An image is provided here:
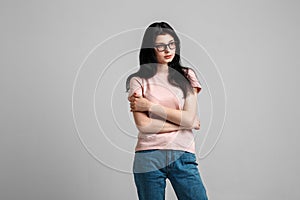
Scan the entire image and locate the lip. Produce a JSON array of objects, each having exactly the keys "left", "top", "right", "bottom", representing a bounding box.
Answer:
[{"left": 164, "top": 55, "right": 172, "bottom": 59}]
